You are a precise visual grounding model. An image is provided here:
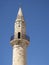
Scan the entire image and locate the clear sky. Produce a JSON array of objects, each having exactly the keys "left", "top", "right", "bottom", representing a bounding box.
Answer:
[{"left": 0, "top": 0, "right": 49, "bottom": 65}]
